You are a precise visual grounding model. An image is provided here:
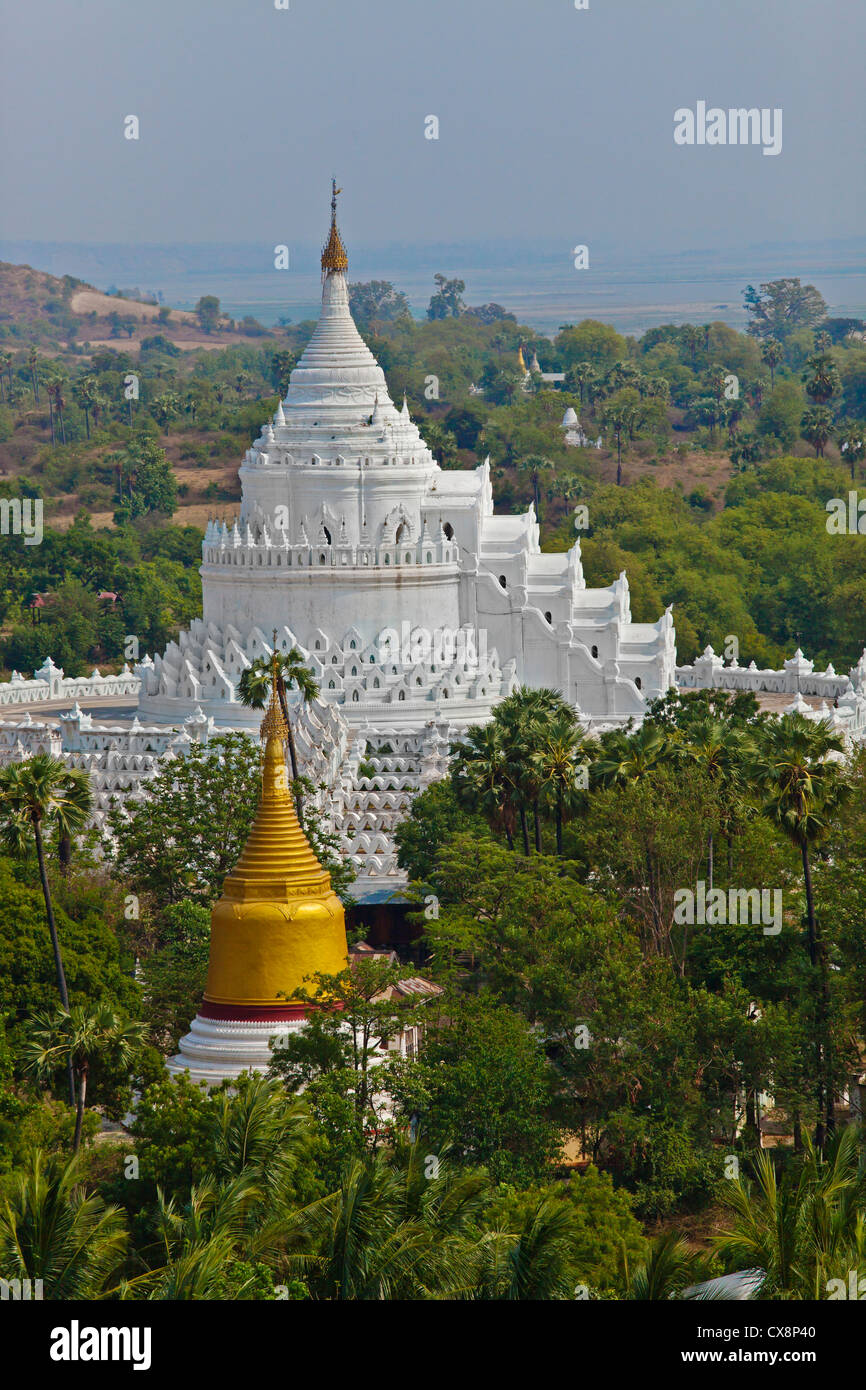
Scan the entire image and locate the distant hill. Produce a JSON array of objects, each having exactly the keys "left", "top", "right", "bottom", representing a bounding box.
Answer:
[
  {"left": 0, "top": 261, "right": 87, "bottom": 328},
  {"left": 0, "top": 261, "right": 265, "bottom": 353}
]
